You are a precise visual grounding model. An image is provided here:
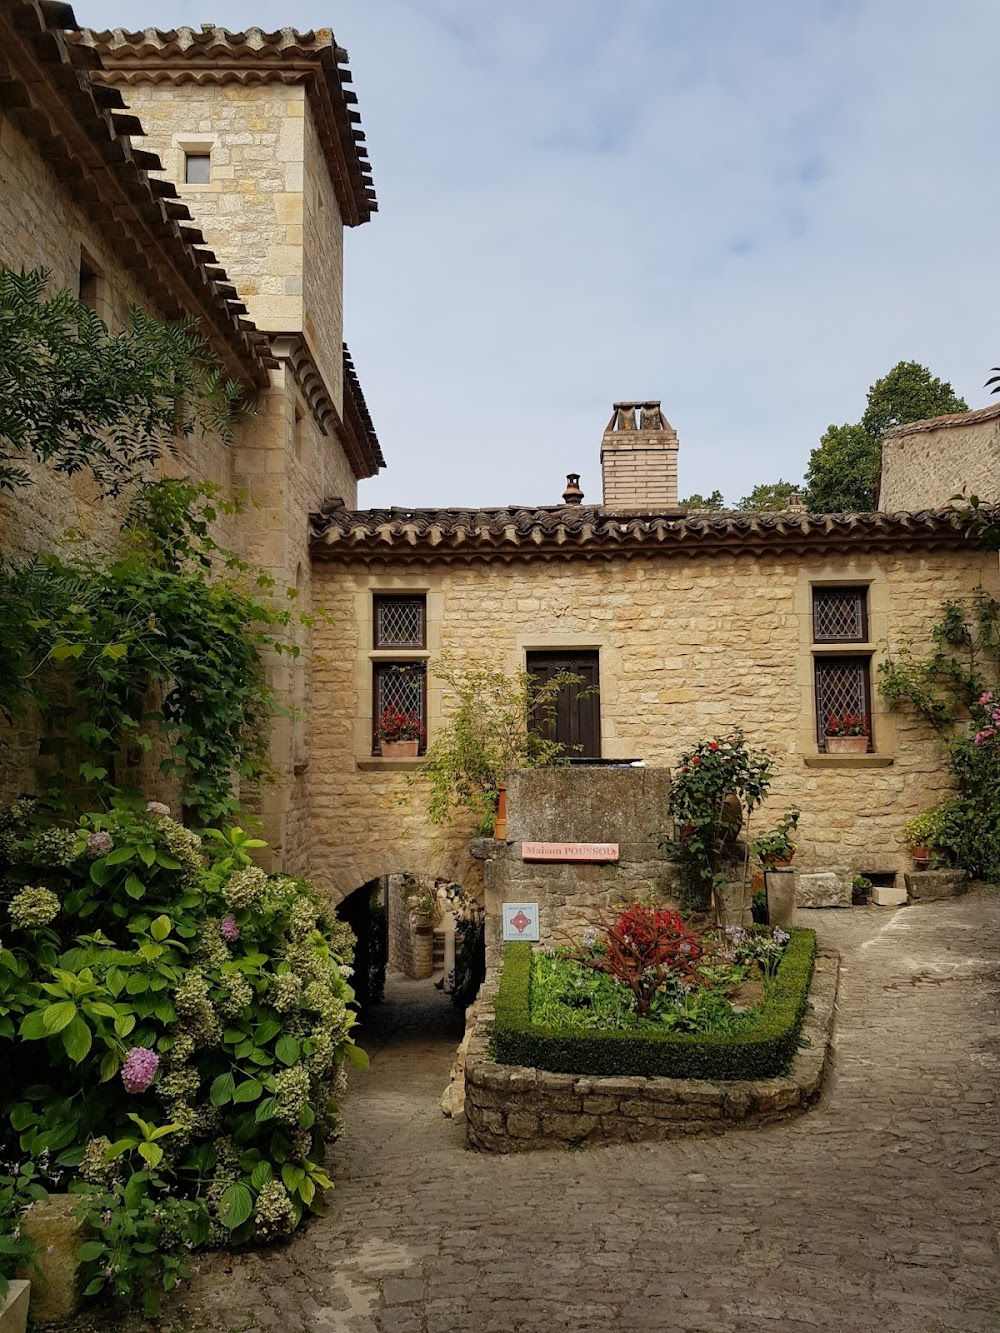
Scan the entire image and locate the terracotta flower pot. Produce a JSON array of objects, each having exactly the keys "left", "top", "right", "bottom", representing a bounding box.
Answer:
[
  {"left": 912, "top": 846, "right": 931, "bottom": 870},
  {"left": 825, "top": 735, "right": 869, "bottom": 755},
  {"left": 380, "top": 740, "right": 419, "bottom": 759}
]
